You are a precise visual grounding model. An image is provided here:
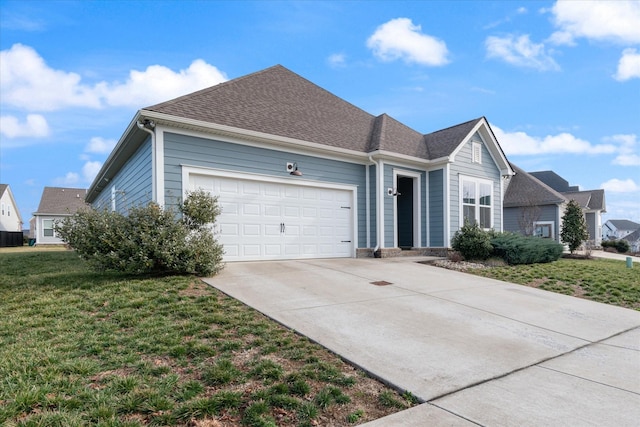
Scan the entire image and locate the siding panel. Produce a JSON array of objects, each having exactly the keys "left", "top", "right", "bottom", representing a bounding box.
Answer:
[
  {"left": 429, "top": 169, "right": 444, "bottom": 246},
  {"left": 92, "top": 138, "right": 153, "bottom": 212}
]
